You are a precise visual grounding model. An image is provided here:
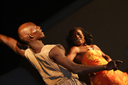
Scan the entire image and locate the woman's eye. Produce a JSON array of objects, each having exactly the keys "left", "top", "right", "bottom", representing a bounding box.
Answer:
[{"left": 77, "top": 33, "right": 80, "bottom": 35}]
